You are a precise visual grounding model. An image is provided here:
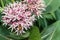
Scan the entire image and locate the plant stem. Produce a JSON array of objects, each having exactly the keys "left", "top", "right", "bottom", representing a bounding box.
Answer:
[
  {"left": 43, "top": 17, "right": 48, "bottom": 27},
  {"left": 1, "top": 0, "right": 4, "bottom": 8},
  {"left": 11, "top": 0, "right": 15, "bottom": 3}
]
